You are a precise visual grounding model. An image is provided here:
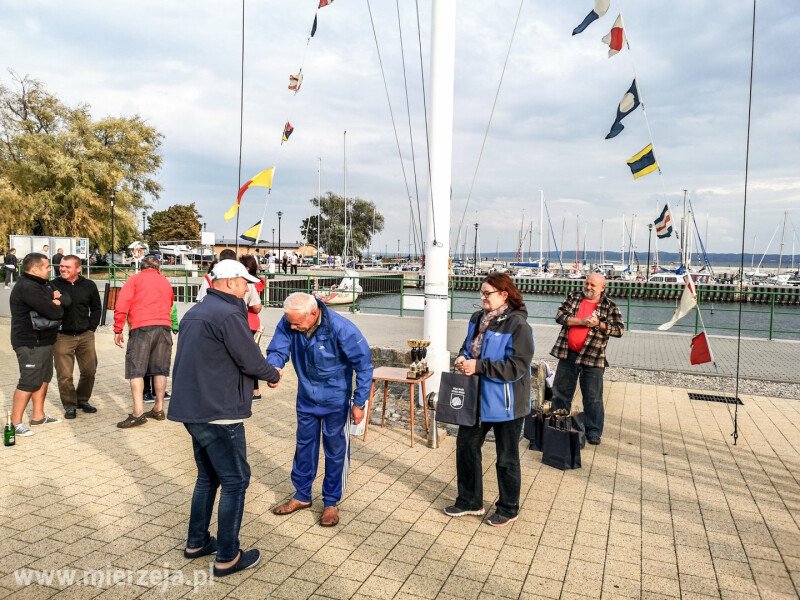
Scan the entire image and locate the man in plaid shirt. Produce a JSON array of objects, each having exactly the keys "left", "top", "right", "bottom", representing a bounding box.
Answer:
[{"left": 549, "top": 273, "right": 624, "bottom": 445}]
